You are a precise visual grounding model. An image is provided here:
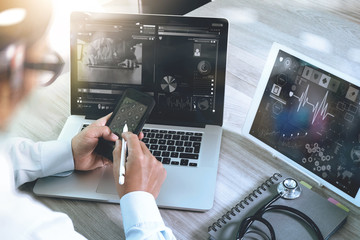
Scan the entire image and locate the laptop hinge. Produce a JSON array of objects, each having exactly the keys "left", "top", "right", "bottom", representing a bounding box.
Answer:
[
  {"left": 184, "top": 123, "right": 206, "bottom": 128},
  {"left": 147, "top": 120, "right": 207, "bottom": 128}
]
